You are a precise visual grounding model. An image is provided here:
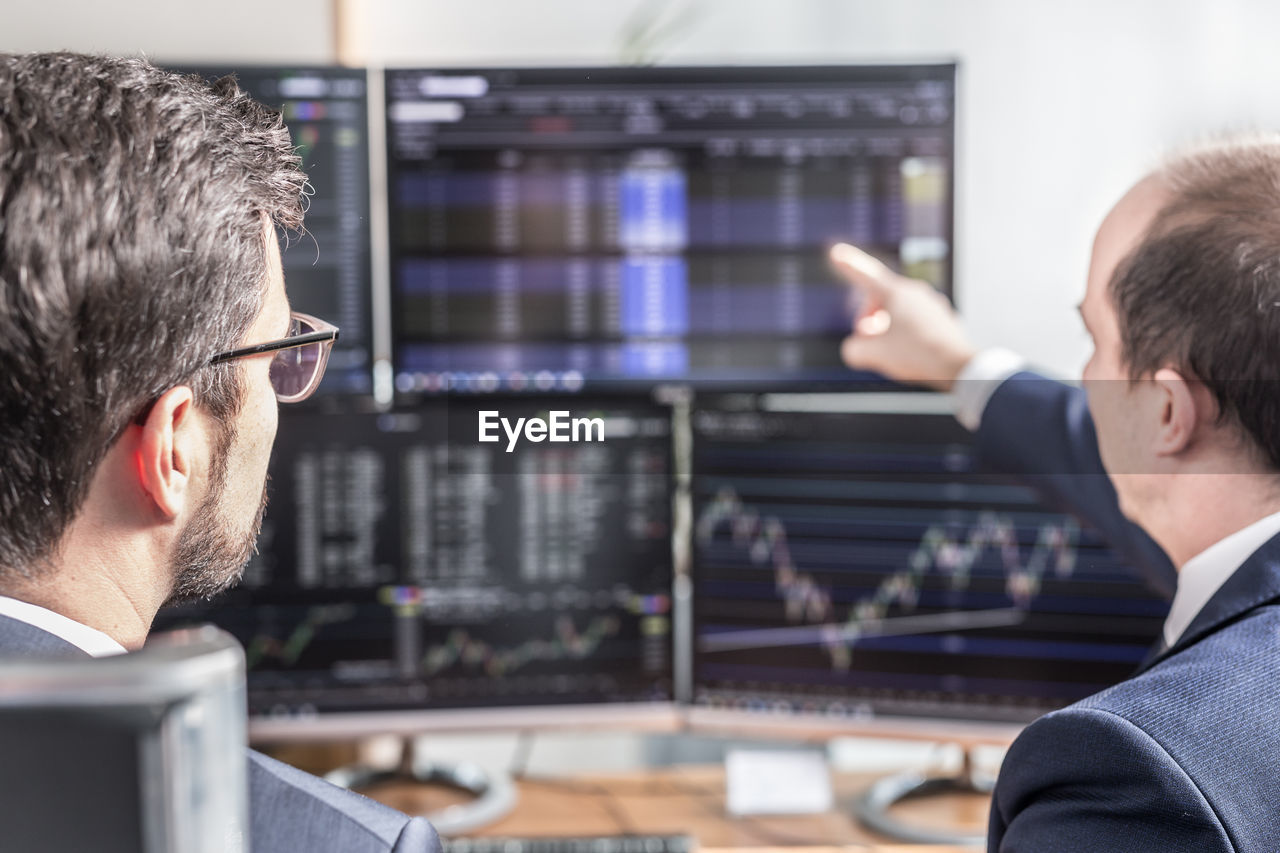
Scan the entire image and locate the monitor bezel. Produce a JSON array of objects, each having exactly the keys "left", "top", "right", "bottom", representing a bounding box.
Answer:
[
  {"left": 249, "top": 700, "right": 681, "bottom": 743},
  {"left": 683, "top": 706, "right": 1021, "bottom": 747}
]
